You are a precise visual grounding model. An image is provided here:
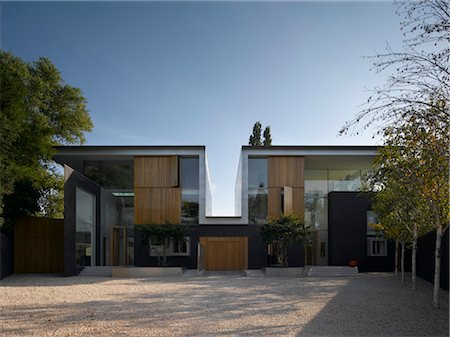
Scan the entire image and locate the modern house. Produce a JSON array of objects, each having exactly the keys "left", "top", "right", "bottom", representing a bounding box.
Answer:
[{"left": 53, "top": 145, "right": 396, "bottom": 276}]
